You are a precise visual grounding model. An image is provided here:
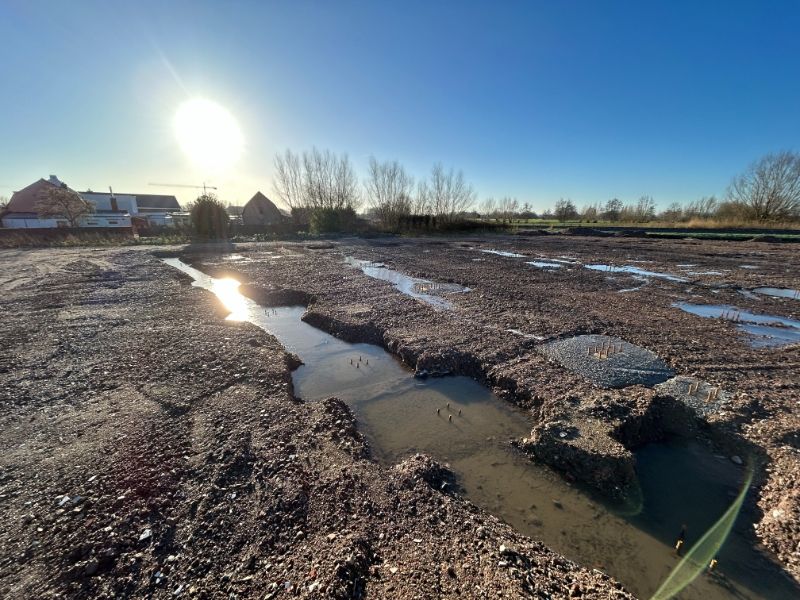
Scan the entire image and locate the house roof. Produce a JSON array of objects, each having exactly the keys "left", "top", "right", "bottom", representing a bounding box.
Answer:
[
  {"left": 2, "top": 212, "right": 42, "bottom": 219},
  {"left": 135, "top": 194, "right": 181, "bottom": 210},
  {"left": 80, "top": 192, "right": 181, "bottom": 211},
  {"left": 244, "top": 192, "right": 281, "bottom": 213},
  {"left": 6, "top": 178, "right": 67, "bottom": 213},
  {"left": 242, "top": 192, "right": 287, "bottom": 225}
]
